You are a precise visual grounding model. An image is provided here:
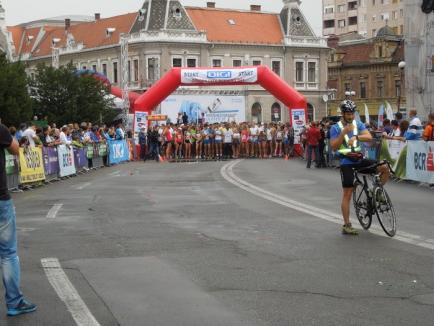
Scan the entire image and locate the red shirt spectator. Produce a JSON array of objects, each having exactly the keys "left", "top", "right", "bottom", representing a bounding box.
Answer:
[{"left": 306, "top": 123, "right": 321, "bottom": 146}]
